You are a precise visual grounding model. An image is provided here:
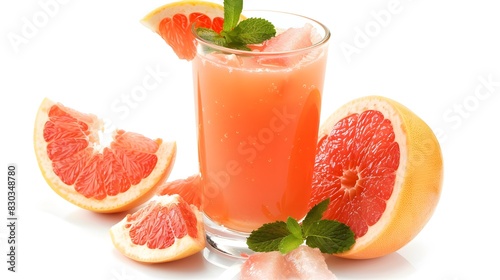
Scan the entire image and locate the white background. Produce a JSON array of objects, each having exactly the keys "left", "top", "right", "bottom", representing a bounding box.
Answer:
[{"left": 1, "top": 0, "right": 499, "bottom": 279}]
